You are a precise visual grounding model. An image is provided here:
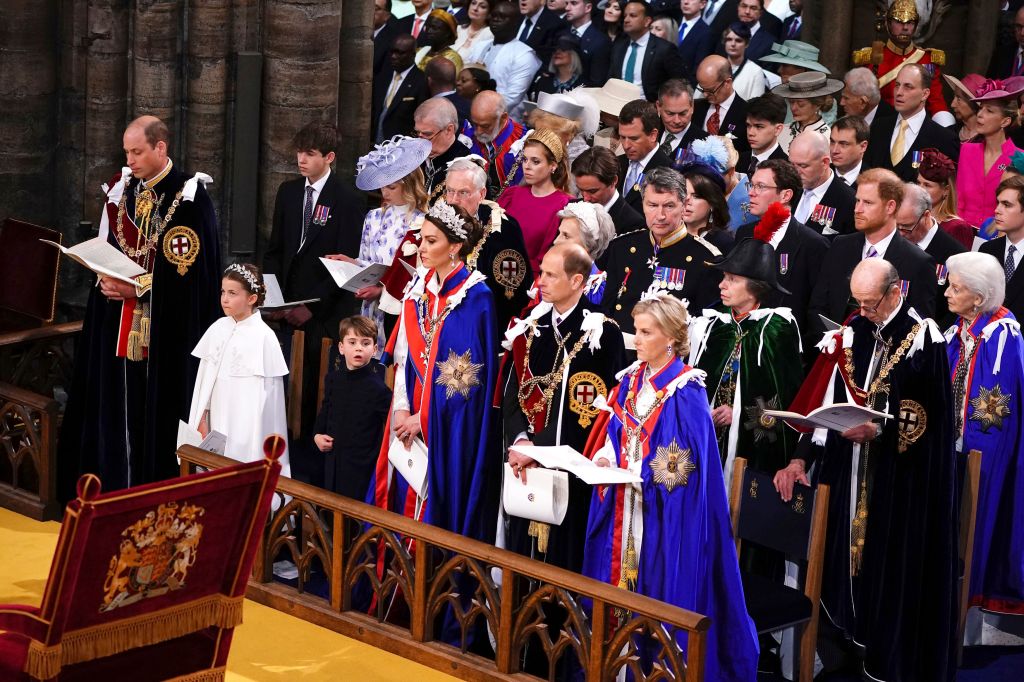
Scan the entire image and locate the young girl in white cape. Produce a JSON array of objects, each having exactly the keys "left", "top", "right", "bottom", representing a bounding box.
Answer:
[{"left": 188, "top": 263, "right": 290, "bottom": 477}]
